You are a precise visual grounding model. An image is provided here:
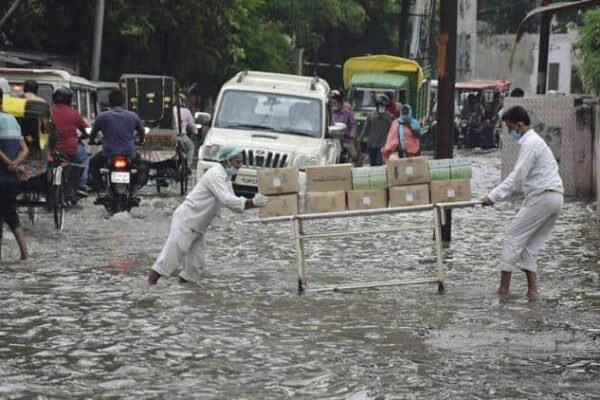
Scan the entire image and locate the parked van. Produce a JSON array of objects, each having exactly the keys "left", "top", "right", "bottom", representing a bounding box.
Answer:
[
  {"left": 196, "top": 70, "right": 346, "bottom": 195},
  {"left": 0, "top": 68, "right": 99, "bottom": 124}
]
